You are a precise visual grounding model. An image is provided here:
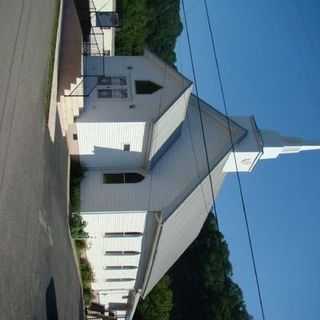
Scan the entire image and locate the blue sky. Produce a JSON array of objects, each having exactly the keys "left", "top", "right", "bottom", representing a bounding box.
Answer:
[{"left": 176, "top": 1, "right": 320, "bottom": 319}]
